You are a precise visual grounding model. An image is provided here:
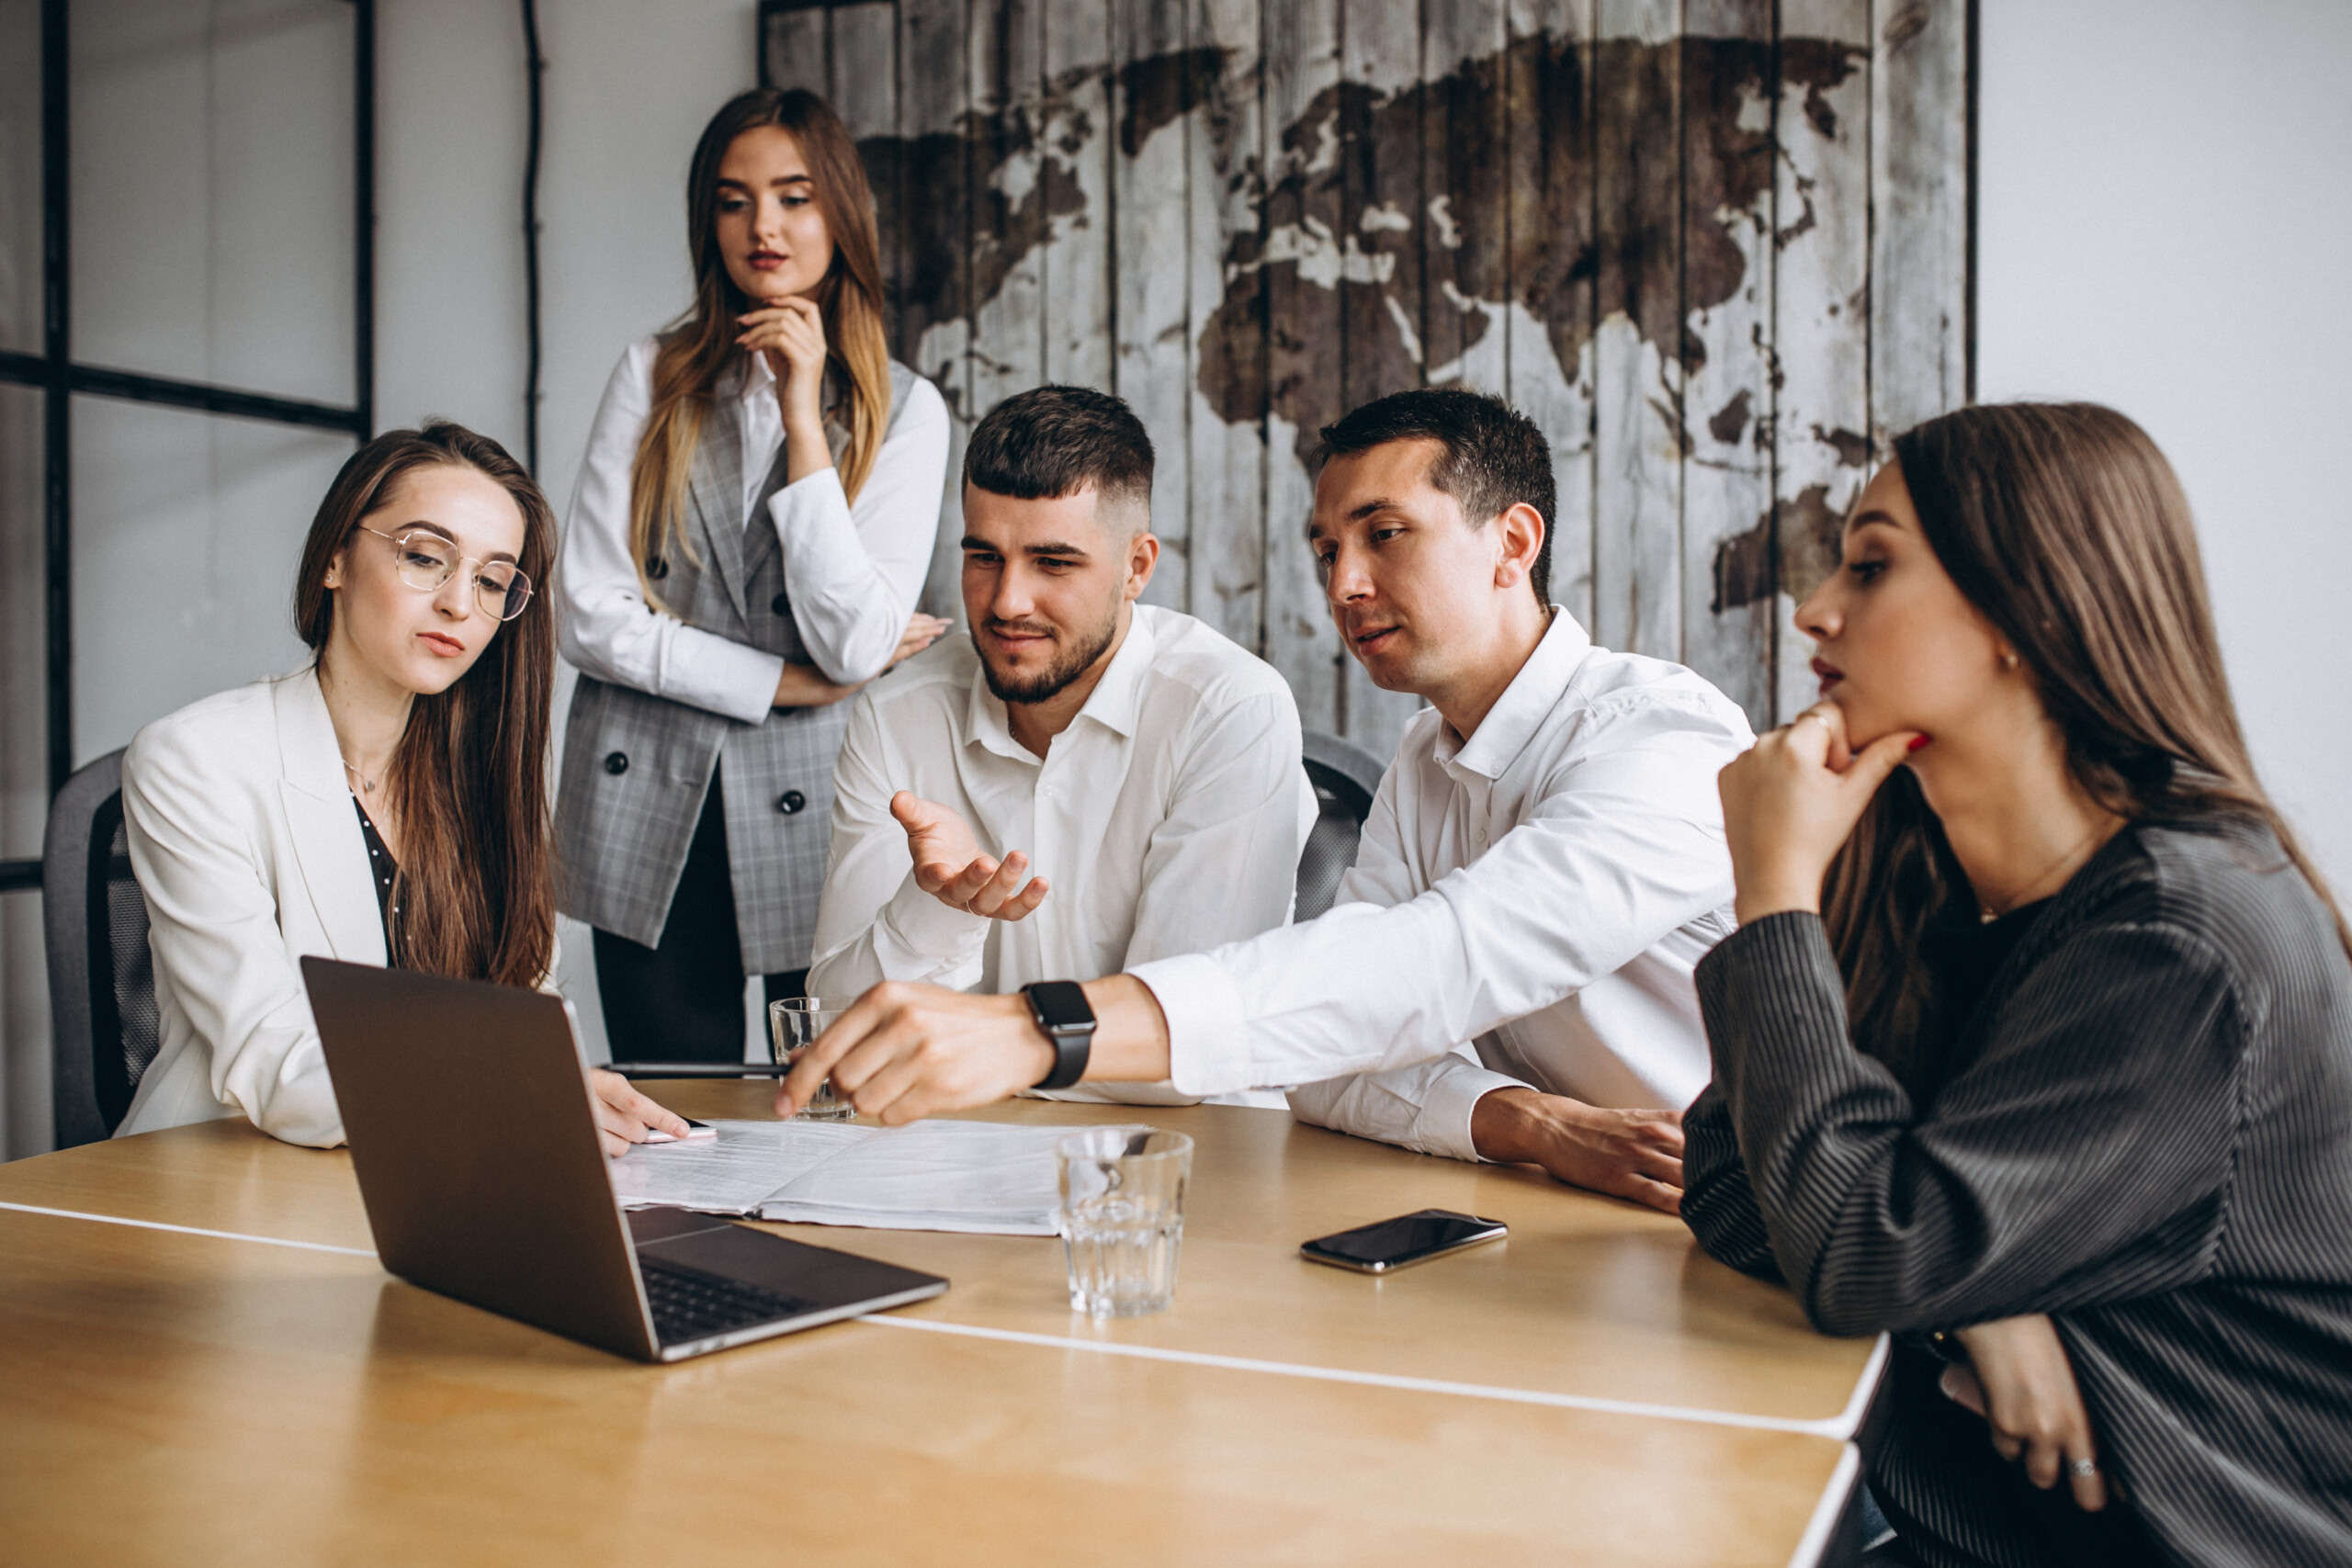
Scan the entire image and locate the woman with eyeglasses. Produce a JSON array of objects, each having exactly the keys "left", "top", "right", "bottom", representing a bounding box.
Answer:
[
  {"left": 553, "top": 86, "right": 950, "bottom": 1064},
  {"left": 116, "top": 421, "right": 692, "bottom": 1154}
]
